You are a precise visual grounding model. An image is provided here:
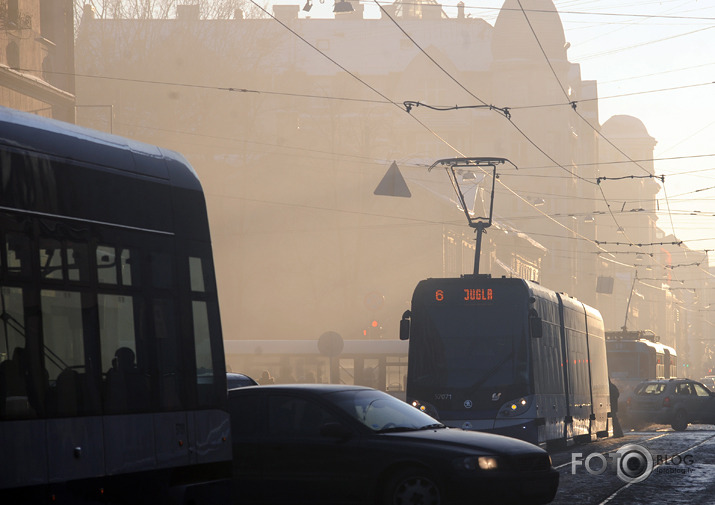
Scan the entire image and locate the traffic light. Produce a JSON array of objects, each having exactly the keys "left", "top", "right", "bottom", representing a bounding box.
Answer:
[{"left": 363, "top": 319, "right": 382, "bottom": 338}]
